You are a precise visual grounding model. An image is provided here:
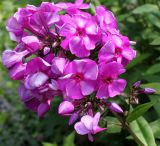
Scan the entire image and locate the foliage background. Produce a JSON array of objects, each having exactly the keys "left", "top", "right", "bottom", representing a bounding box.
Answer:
[{"left": 0, "top": 0, "right": 160, "bottom": 146}]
